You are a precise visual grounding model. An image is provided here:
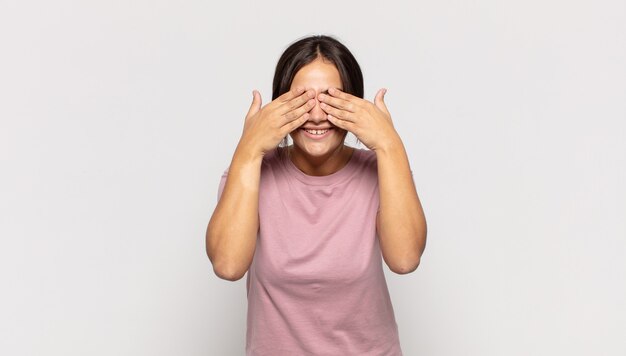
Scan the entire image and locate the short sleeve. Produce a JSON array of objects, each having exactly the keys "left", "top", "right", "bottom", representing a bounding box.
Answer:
[{"left": 217, "top": 167, "right": 229, "bottom": 202}]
